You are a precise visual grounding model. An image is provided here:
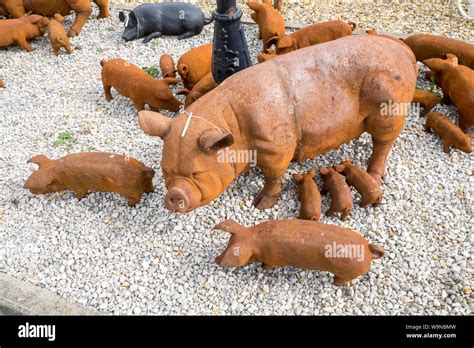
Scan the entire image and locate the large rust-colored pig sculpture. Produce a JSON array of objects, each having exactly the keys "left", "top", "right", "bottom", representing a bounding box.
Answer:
[
  {"left": 139, "top": 35, "right": 417, "bottom": 213},
  {"left": 266, "top": 20, "right": 355, "bottom": 56},
  {"left": 24, "top": 153, "right": 155, "bottom": 206},
  {"left": 425, "top": 112, "right": 473, "bottom": 154},
  {"left": 177, "top": 43, "right": 212, "bottom": 90},
  {"left": 101, "top": 58, "right": 182, "bottom": 112},
  {"left": 215, "top": 219, "right": 385, "bottom": 285},
  {"left": 423, "top": 54, "right": 474, "bottom": 131},
  {"left": 0, "top": 14, "right": 48, "bottom": 51},
  {"left": 0, "top": 0, "right": 110, "bottom": 37}
]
